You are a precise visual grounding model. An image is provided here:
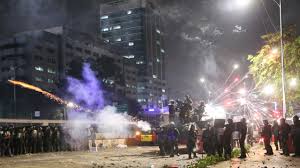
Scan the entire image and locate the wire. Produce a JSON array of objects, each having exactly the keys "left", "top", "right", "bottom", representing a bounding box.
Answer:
[{"left": 260, "top": 0, "right": 278, "bottom": 32}]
